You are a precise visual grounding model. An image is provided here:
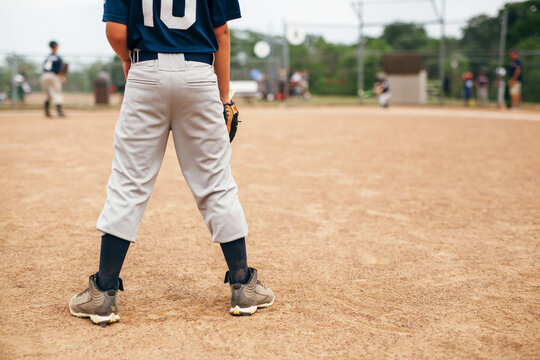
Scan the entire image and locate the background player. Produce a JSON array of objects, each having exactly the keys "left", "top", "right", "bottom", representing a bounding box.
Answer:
[
  {"left": 41, "top": 41, "right": 65, "bottom": 117},
  {"left": 68, "top": 0, "right": 274, "bottom": 326},
  {"left": 462, "top": 71, "right": 474, "bottom": 107},
  {"left": 475, "top": 68, "right": 489, "bottom": 107},
  {"left": 374, "top": 73, "right": 391, "bottom": 108},
  {"left": 508, "top": 49, "right": 523, "bottom": 110}
]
